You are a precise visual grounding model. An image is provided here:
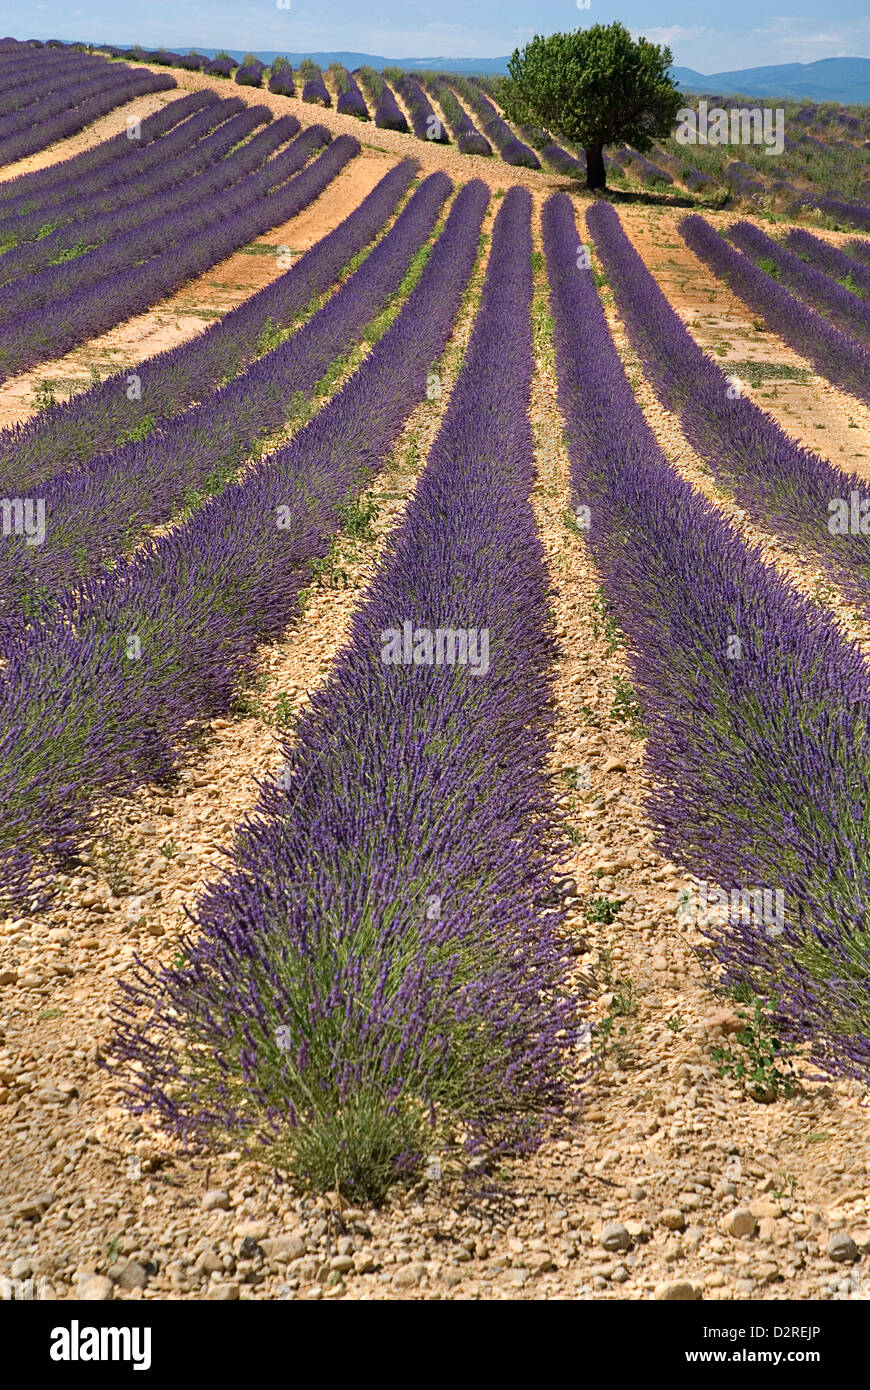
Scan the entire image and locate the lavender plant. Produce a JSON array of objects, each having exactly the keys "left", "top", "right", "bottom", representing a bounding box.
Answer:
[
  {"left": 0, "top": 161, "right": 418, "bottom": 489},
  {"left": 553, "top": 194, "right": 870, "bottom": 1079},
  {"left": 110, "top": 187, "right": 579, "bottom": 1200}
]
